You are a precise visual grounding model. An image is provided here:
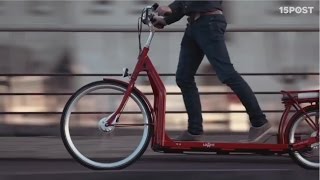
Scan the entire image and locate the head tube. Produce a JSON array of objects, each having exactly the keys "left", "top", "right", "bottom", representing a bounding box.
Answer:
[{"left": 145, "top": 23, "right": 155, "bottom": 48}]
